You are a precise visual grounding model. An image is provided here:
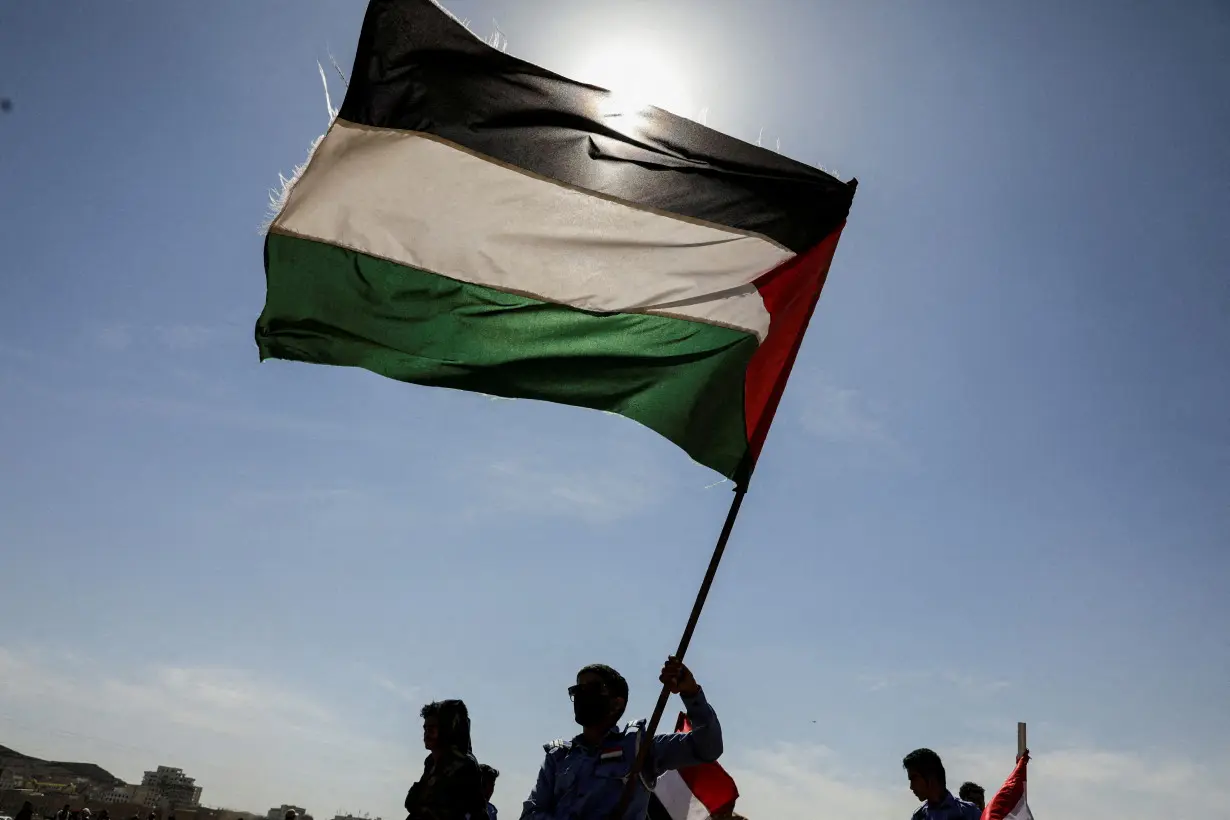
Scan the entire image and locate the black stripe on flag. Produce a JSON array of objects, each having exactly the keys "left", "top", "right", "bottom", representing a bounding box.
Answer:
[{"left": 339, "top": 0, "right": 854, "bottom": 254}]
